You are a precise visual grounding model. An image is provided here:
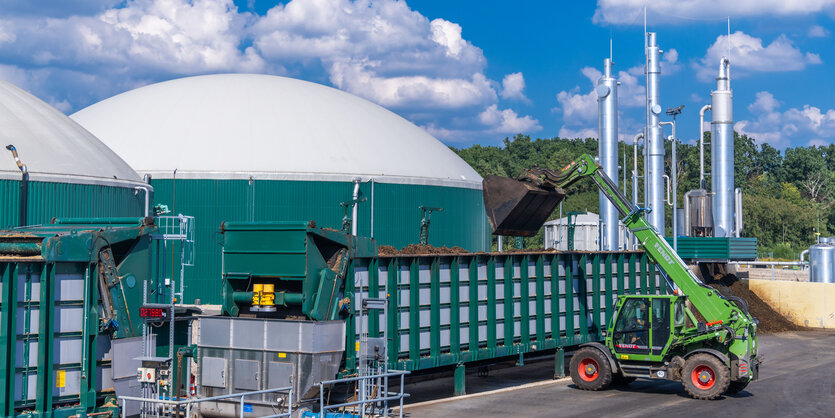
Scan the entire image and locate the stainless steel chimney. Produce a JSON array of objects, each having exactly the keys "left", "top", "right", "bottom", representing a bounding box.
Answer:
[
  {"left": 597, "top": 58, "right": 619, "bottom": 250},
  {"left": 645, "top": 32, "right": 665, "bottom": 233},
  {"left": 711, "top": 58, "right": 734, "bottom": 237}
]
